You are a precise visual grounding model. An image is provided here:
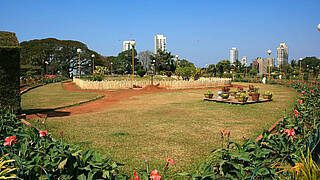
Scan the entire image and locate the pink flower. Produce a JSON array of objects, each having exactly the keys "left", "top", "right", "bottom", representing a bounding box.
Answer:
[
  {"left": 220, "top": 129, "right": 227, "bottom": 134},
  {"left": 284, "top": 129, "right": 296, "bottom": 139},
  {"left": 311, "top": 90, "right": 314, "bottom": 93},
  {"left": 150, "top": 169, "right": 161, "bottom": 180},
  {"left": 130, "top": 172, "right": 140, "bottom": 180},
  {"left": 3, "top": 136, "right": 17, "bottom": 146},
  {"left": 302, "top": 91, "right": 305, "bottom": 94},
  {"left": 166, "top": 156, "right": 174, "bottom": 165},
  {"left": 227, "top": 131, "right": 231, "bottom": 137},
  {"left": 298, "top": 99, "right": 303, "bottom": 104},
  {"left": 294, "top": 110, "right": 299, "bottom": 117},
  {"left": 39, "top": 130, "right": 48, "bottom": 137}
]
